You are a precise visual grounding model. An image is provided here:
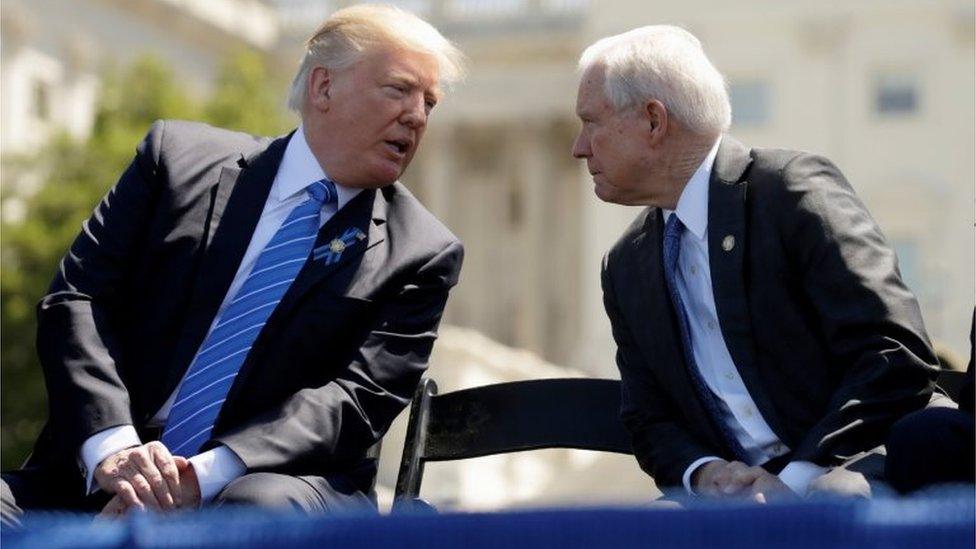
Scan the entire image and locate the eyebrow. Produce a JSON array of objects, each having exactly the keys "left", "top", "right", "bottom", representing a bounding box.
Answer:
[{"left": 389, "top": 72, "right": 442, "bottom": 100}]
